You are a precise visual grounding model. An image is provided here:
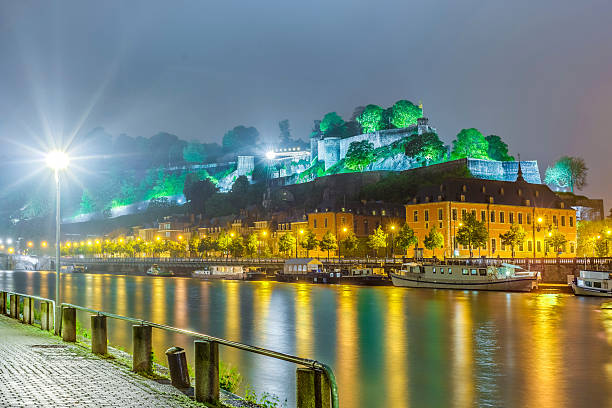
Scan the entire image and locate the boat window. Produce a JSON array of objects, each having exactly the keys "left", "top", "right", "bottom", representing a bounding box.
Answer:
[
  {"left": 594, "top": 282, "right": 602, "bottom": 289},
  {"left": 440, "top": 268, "right": 444, "bottom": 274},
  {"left": 479, "top": 269, "right": 487, "bottom": 276},
  {"left": 432, "top": 267, "right": 436, "bottom": 274},
  {"left": 586, "top": 281, "right": 592, "bottom": 287},
  {"left": 470, "top": 269, "right": 477, "bottom": 275},
  {"left": 448, "top": 268, "right": 452, "bottom": 274},
  {"left": 462, "top": 269, "right": 468, "bottom": 275}
]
